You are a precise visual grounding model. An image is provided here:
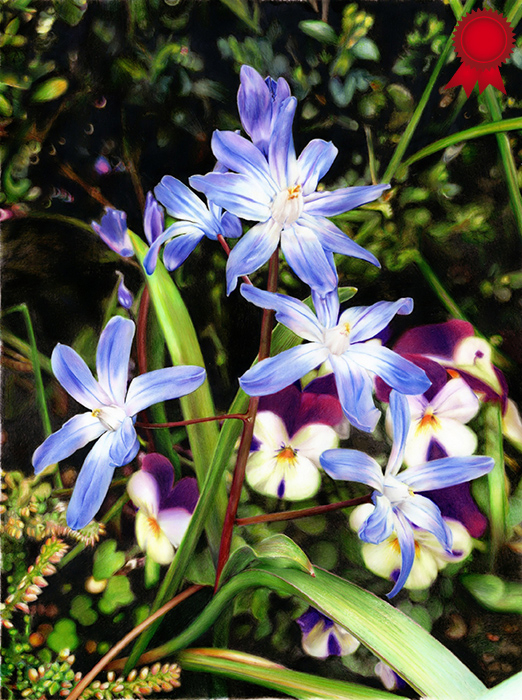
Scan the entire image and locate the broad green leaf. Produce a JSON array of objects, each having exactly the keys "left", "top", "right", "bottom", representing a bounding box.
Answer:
[
  {"left": 255, "top": 534, "right": 314, "bottom": 575},
  {"left": 156, "top": 567, "right": 485, "bottom": 699},
  {"left": 92, "top": 539, "right": 125, "bottom": 581},
  {"left": 178, "top": 648, "right": 406, "bottom": 700},
  {"left": 477, "top": 671, "right": 522, "bottom": 700},
  {"left": 352, "top": 37, "right": 380, "bottom": 61},
  {"left": 461, "top": 574, "right": 522, "bottom": 614},
  {"left": 299, "top": 20, "right": 338, "bottom": 45},
  {"left": 31, "top": 77, "right": 68, "bottom": 102},
  {"left": 47, "top": 619, "right": 79, "bottom": 652},
  {"left": 218, "top": 544, "right": 257, "bottom": 586},
  {"left": 98, "top": 576, "right": 134, "bottom": 615}
]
